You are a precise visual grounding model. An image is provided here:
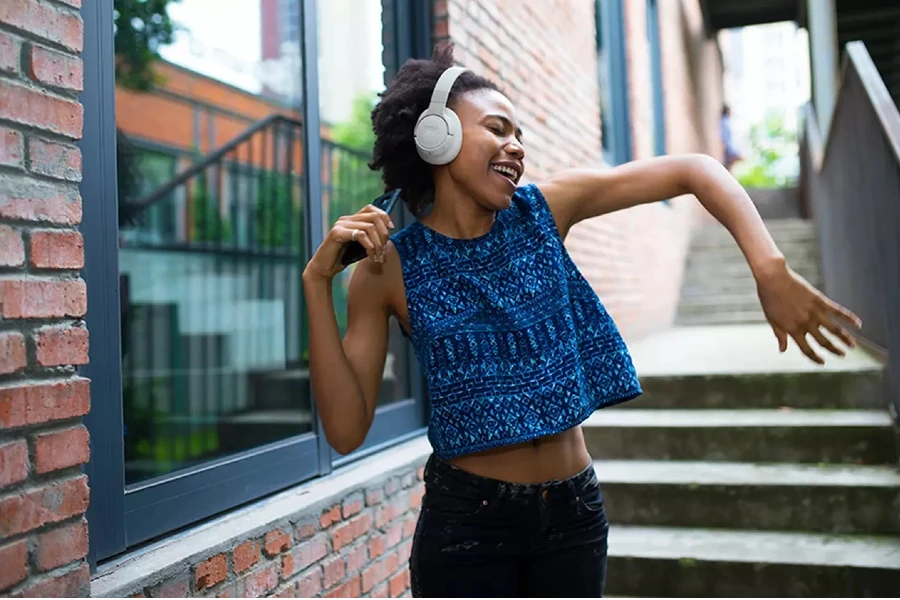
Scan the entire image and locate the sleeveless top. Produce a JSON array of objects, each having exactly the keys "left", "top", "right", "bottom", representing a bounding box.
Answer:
[{"left": 390, "top": 183, "right": 642, "bottom": 459}]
